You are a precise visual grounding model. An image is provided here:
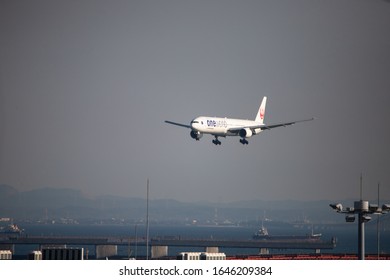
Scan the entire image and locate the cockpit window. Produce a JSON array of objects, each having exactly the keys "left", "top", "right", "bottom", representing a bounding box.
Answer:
[{"left": 191, "top": 120, "right": 199, "bottom": 124}]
